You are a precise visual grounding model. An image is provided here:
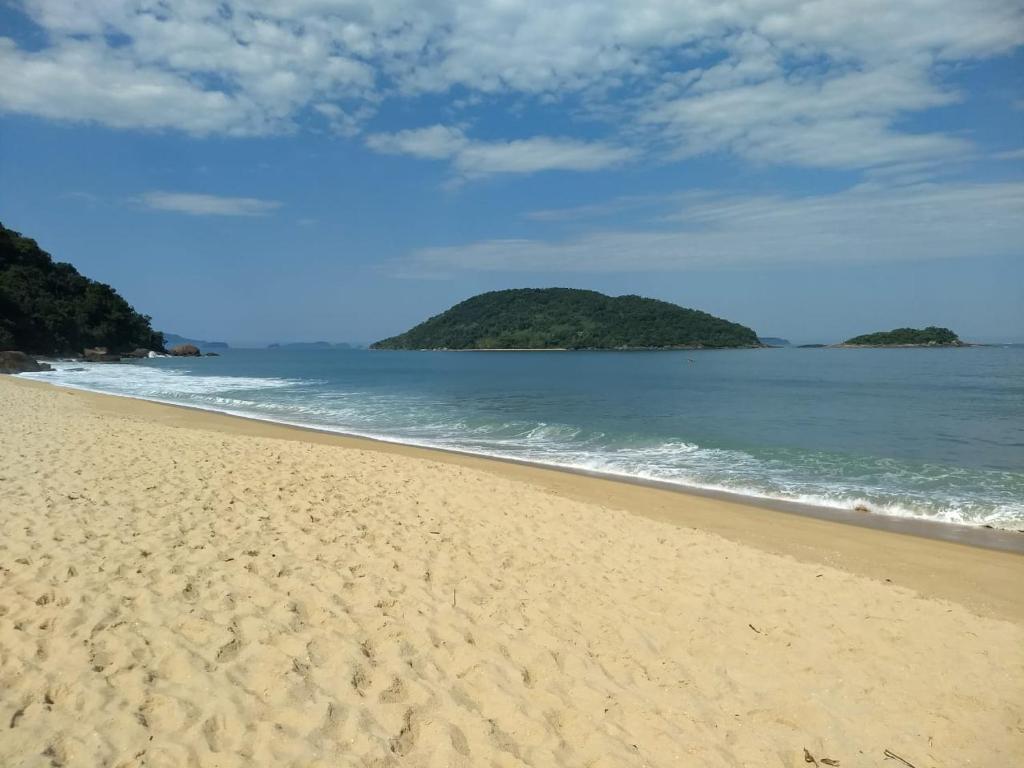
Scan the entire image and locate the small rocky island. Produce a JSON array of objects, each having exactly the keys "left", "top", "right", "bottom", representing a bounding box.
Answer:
[
  {"left": 840, "top": 327, "right": 964, "bottom": 347},
  {"left": 372, "top": 288, "right": 760, "bottom": 350}
]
